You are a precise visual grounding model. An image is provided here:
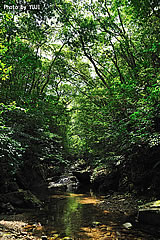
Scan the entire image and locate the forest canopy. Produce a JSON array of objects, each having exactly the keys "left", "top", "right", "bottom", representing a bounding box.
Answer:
[{"left": 0, "top": 0, "right": 160, "bottom": 180}]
